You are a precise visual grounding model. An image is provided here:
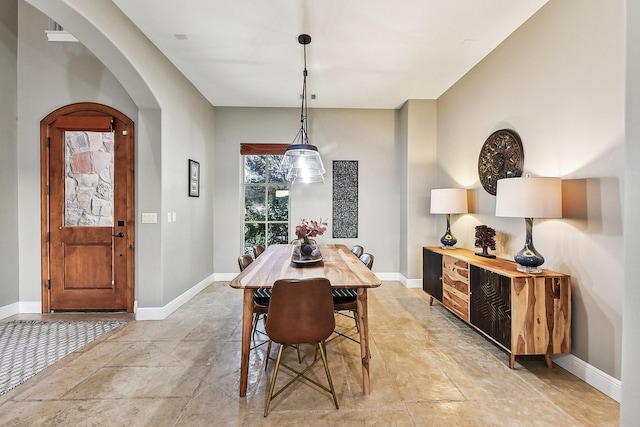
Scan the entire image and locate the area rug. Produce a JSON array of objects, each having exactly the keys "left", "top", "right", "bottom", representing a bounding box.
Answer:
[{"left": 0, "top": 320, "right": 126, "bottom": 395}]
